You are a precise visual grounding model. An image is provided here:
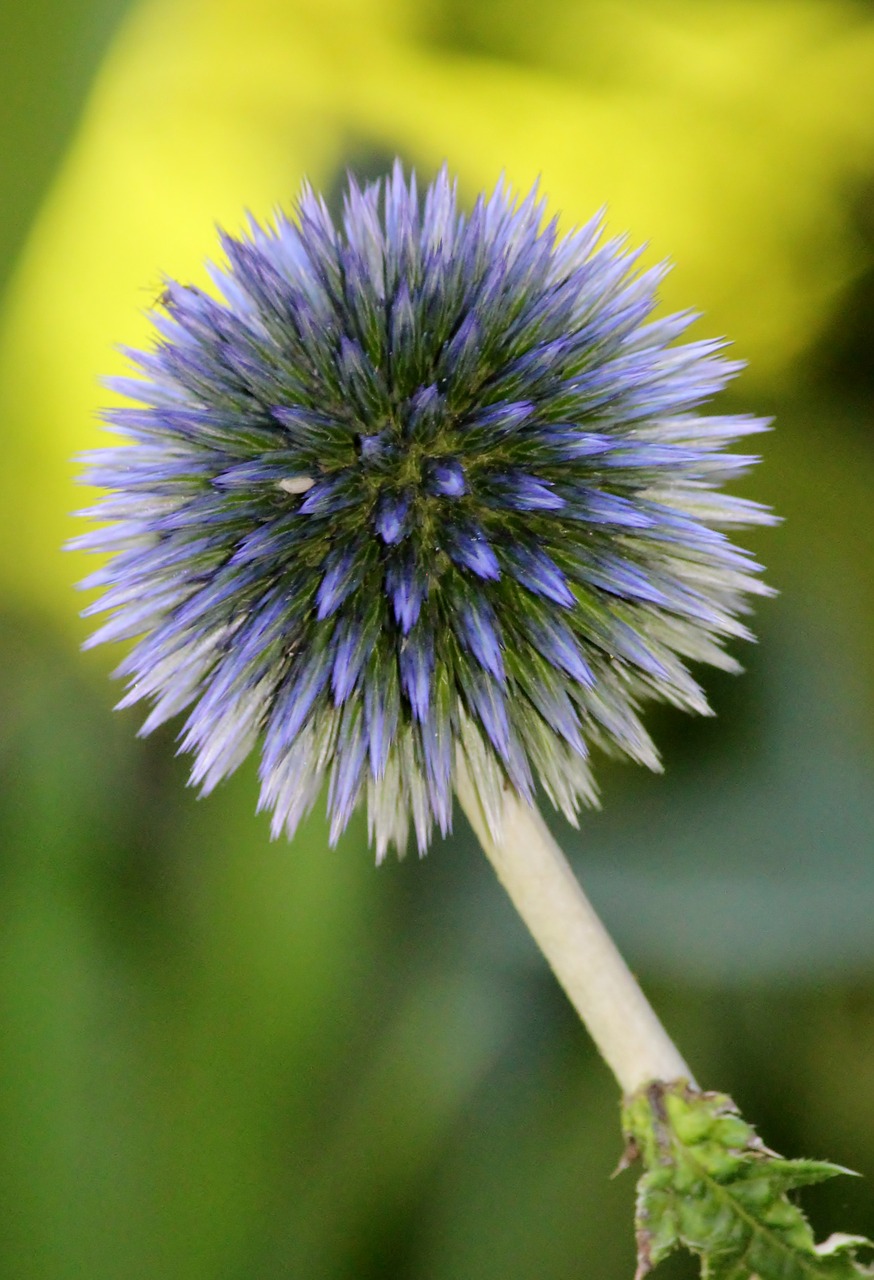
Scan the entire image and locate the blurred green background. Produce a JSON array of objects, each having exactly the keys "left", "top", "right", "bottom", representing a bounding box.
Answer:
[{"left": 2, "top": 1, "right": 874, "bottom": 1276}]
